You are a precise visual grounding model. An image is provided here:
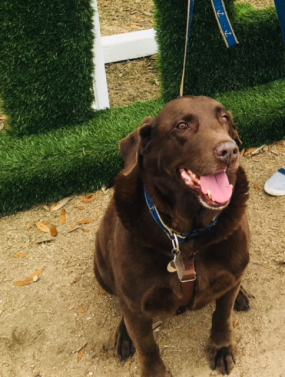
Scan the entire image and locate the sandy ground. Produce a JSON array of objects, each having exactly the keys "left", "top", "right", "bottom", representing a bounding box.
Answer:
[
  {"left": 1, "top": 143, "right": 285, "bottom": 377},
  {"left": 1, "top": 1, "right": 285, "bottom": 377}
]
